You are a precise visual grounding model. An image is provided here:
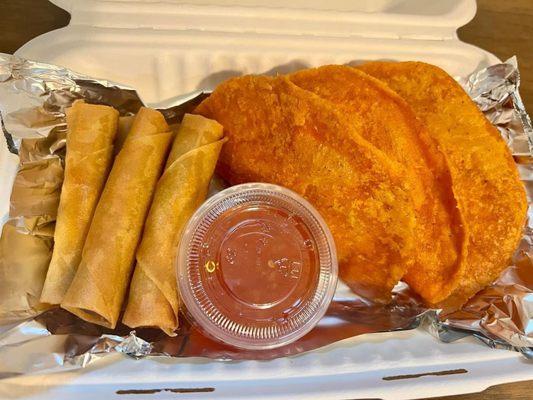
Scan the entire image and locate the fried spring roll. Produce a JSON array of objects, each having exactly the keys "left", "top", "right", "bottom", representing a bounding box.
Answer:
[
  {"left": 115, "top": 115, "right": 135, "bottom": 155},
  {"left": 61, "top": 107, "right": 173, "bottom": 328},
  {"left": 122, "top": 114, "right": 225, "bottom": 335},
  {"left": 40, "top": 100, "right": 118, "bottom": 305}
]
